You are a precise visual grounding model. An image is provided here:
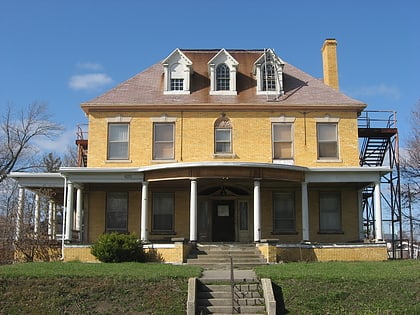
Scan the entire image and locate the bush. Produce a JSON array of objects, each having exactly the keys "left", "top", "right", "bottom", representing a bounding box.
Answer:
[{"left": 91, "top": 233, "right": 145, "bottom": 263}]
